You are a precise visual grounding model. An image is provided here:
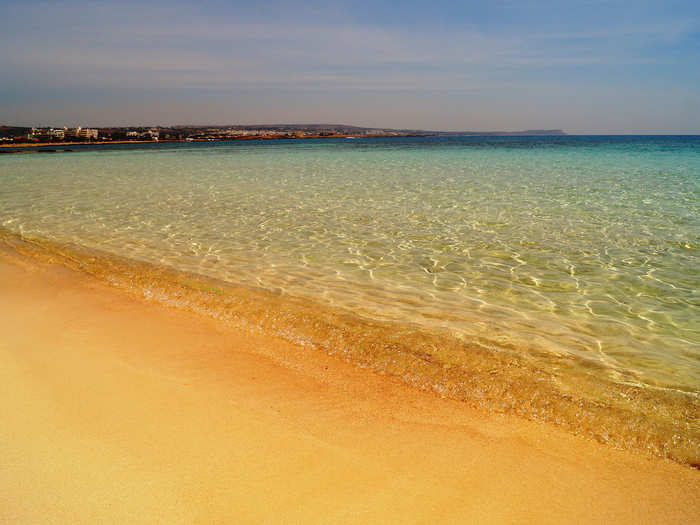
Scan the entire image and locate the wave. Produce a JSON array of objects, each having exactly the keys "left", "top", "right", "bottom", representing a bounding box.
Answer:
[{"left": 2, "top": 228, "right": 697, "bottom": 468}]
